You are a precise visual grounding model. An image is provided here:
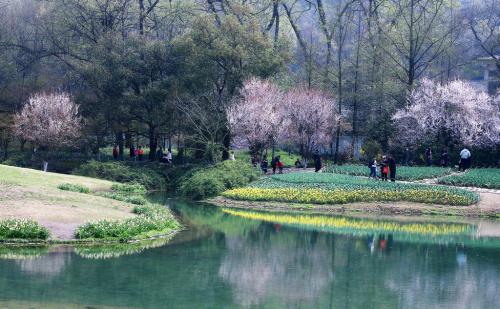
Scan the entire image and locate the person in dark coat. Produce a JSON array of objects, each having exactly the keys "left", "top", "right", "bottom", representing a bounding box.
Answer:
[
  {"left": 271, "top": 156, "right": 277, "bottom": 174},
  {"left": 260, "top": 158, "right": 268, "bottom": 174},
  {"left": 112, "top": 145, "right": 119, "bottom": 160},
  {"left": 440, "top": 149, "right": 449, "bottom": 167},
  {"left": 130, "top": 145, "right": 136, "bottom": 159},
  {"left": 425, "top": 148, "right": 432, "bottom": 166},
  {"left": 388, "top": 155, "right": 397, "bottom": 182},
  {"left": 313, "top": 153, "right": 322, "bottom": 172}
]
